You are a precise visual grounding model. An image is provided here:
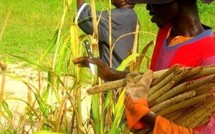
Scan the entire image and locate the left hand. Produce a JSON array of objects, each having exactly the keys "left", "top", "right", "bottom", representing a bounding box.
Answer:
[
  {"left": 73, "top": 56, "right": 127, "bottom": 81},
  {"left": 126, "top": 70, "right": 153, "bottom": 100}
]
